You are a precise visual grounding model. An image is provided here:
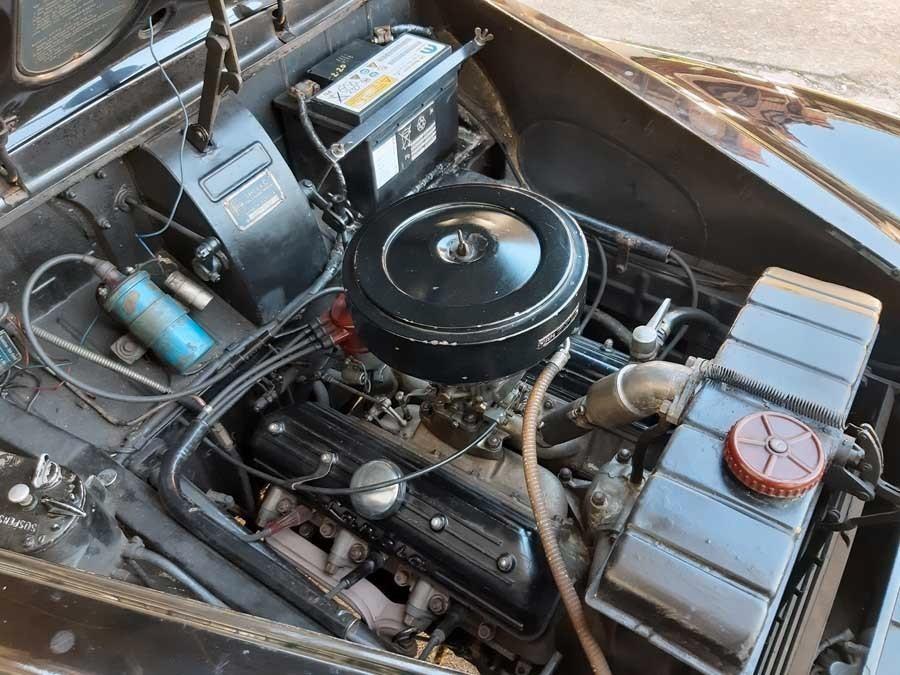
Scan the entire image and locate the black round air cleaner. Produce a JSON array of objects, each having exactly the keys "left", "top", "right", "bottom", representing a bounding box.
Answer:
[{"left": 343, "top": 184, "right": 588, "bottom": 384}]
